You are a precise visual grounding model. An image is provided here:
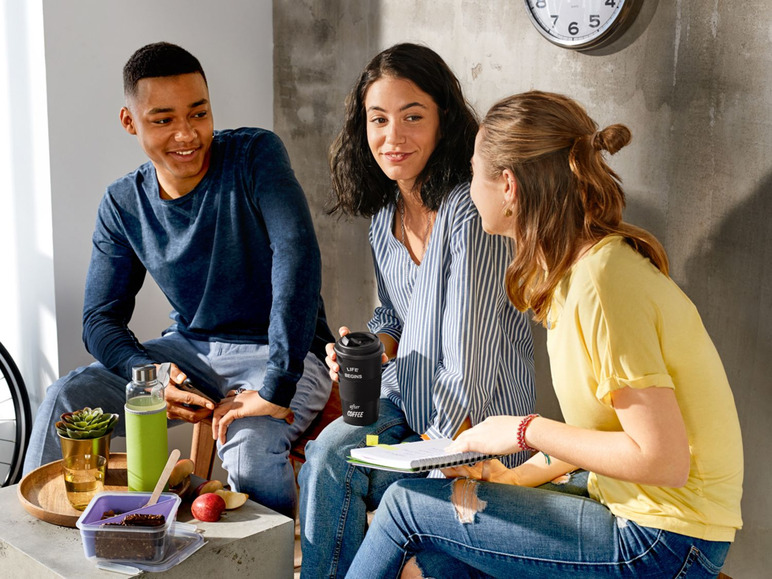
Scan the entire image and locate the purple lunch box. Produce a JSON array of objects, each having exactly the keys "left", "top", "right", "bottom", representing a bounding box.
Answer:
[{"left": 75, "top": 491, "right": 181, "bottom": 563}]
